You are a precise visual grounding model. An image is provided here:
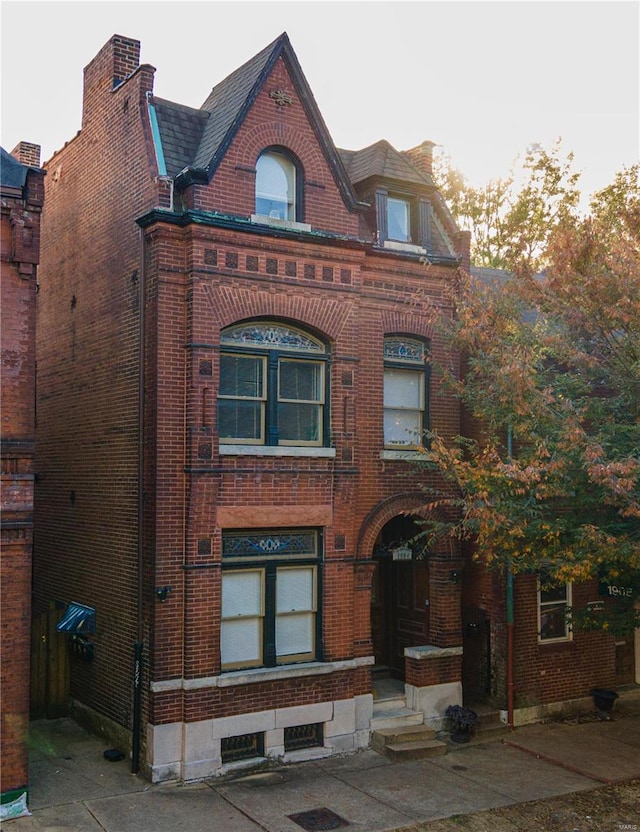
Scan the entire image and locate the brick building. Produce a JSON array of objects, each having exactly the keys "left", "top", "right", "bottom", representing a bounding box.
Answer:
[
  {"left": 1, "top": 142, "right": 44, "bottom": 806},
  {"left": 461, "top": 269, "right": 638, "bottom": 723},
  {"left": 32, "top": 33, "right": 633, "bottom": 783}
]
